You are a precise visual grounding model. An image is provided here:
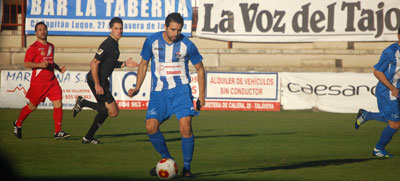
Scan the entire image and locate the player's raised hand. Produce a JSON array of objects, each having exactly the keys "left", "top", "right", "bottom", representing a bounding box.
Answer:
[
  {"left": 125, "top": 57, "right": 139, "bottom": 68},
  {"left": 128, "top": 88, "right": 139, "bottom": 98}
]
